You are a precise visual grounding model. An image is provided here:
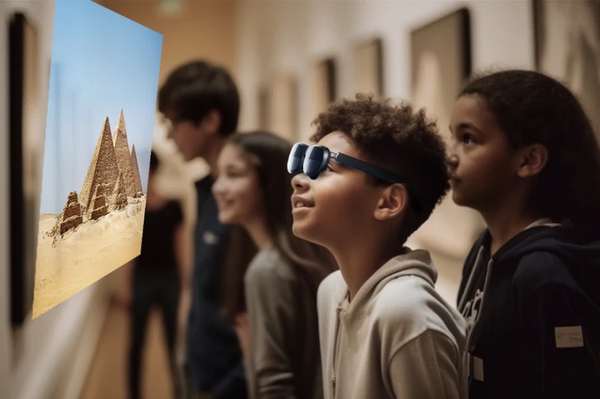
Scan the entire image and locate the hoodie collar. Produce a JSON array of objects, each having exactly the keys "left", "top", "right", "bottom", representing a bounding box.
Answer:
[
  {"left": 479, "top": 220, "right": 600, "bottom": 268},
  {"left": 336, "top": 247, "right": 438, "bottom": 314}
]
